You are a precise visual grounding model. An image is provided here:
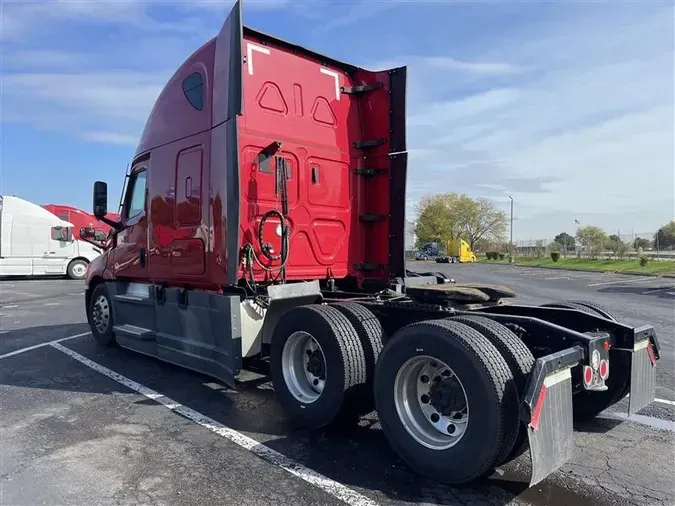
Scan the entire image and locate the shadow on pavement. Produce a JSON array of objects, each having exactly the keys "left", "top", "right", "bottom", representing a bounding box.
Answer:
[
  {"left": 598, "top": 285, "right": 675, "bottom": 300},
  {"left": 0, "top": 323, "right": 90, "bottom": 356}
]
